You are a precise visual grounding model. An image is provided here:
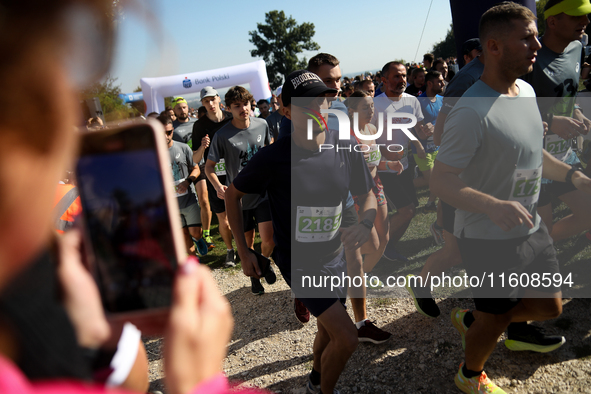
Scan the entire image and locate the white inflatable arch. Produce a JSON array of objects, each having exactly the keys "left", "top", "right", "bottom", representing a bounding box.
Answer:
[{"left": 140, "top": 60, "right": 272, "bottom": 114}]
